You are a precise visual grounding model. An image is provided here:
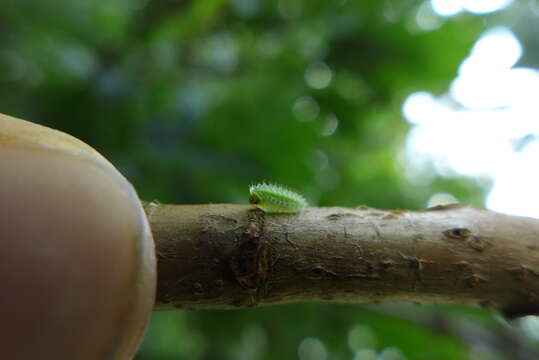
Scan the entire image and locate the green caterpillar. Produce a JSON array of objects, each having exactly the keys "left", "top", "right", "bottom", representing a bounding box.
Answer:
[{"left": 249, "top": 183, "right": 307, "bottom": 214}]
